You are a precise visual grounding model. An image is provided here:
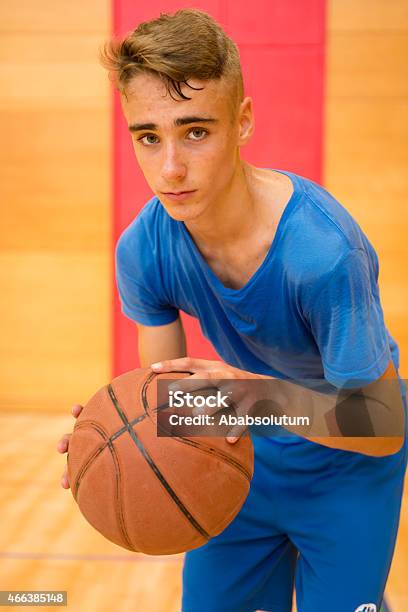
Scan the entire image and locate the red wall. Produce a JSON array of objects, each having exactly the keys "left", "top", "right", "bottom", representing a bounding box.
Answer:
[{"left": 112, "top": 0, "right": 326, "bottom": 375}]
